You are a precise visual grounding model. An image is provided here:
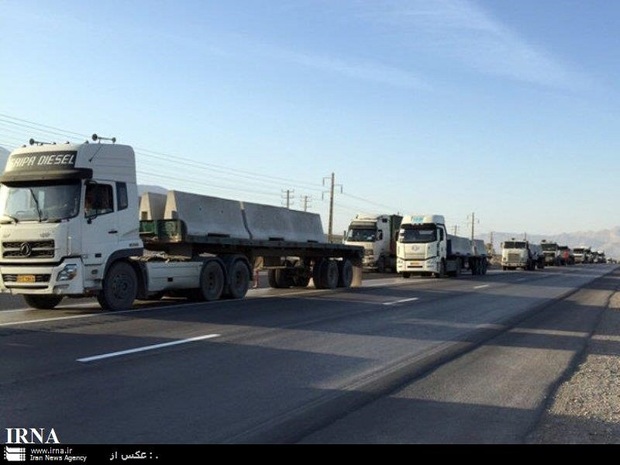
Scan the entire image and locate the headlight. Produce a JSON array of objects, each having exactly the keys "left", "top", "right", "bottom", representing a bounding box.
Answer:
[{"left": 57, "top": 264, "right": 78, "bottom": 281}]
